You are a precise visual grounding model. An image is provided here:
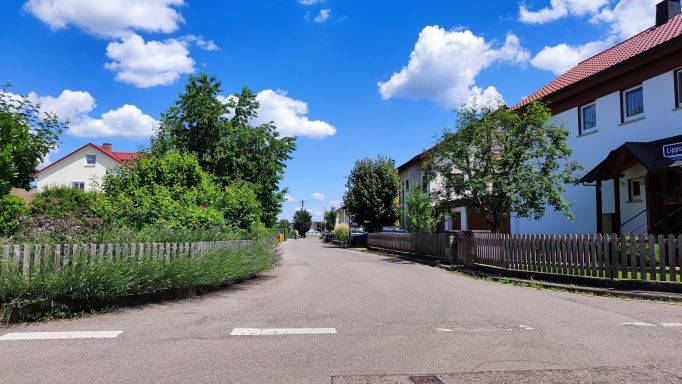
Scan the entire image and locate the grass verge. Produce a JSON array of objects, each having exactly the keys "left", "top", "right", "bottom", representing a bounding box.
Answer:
[{"left": 0, "top": 238, "right": 279, "bottom": 322}]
